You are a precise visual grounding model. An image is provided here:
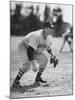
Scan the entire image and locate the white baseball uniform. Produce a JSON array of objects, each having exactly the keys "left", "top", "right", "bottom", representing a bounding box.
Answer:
[{"left": 18, "top": 29, "right": 52, "bottom": 72}]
